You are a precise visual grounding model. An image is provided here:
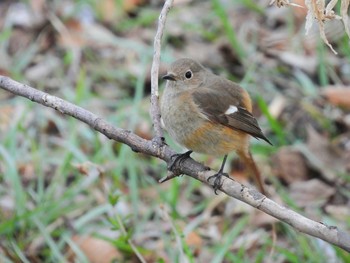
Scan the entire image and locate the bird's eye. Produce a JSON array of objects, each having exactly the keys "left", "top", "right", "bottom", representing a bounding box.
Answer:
[{"left": 185, "top": 70, "right": 192, "bottom": 79}]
